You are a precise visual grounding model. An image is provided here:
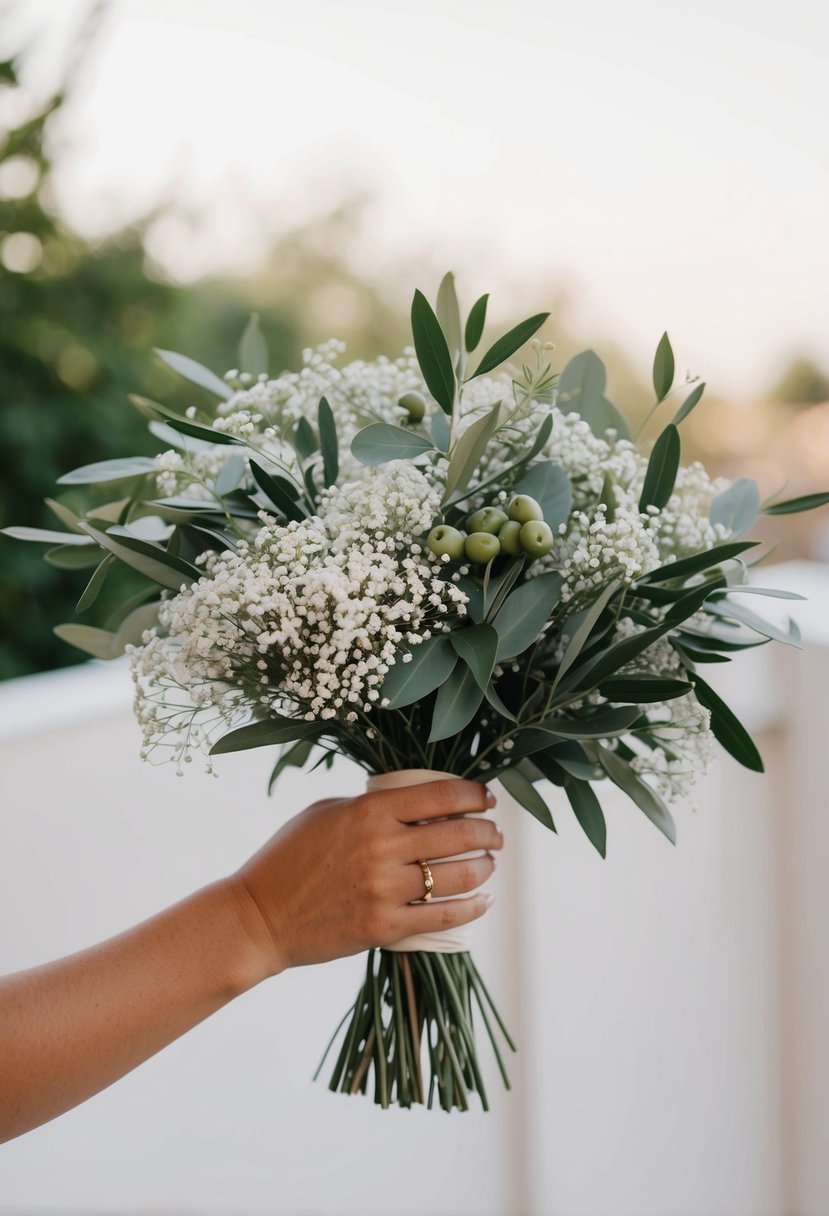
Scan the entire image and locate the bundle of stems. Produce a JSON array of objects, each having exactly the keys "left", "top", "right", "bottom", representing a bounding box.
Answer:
[{"left": 317, "top": 949, "right": 516, "bottom": 1112}]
